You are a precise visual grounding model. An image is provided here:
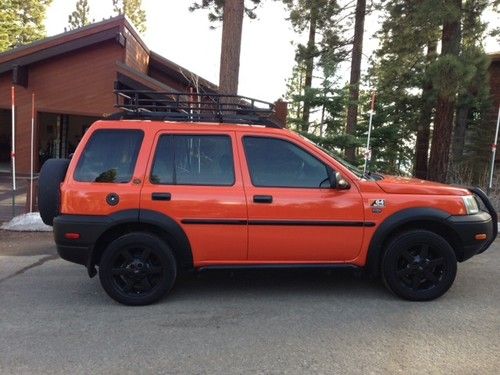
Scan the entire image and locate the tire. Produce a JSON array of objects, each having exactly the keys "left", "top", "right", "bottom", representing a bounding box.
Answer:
[
  {"left": 38, "top": 158, "right": 70, "bottom": 226},
  {"left": 381, "top": 230, "right": 457, "bottom": 301},
  {"left": 98, "top": 232, "right": 177, "bottom": 305}
]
